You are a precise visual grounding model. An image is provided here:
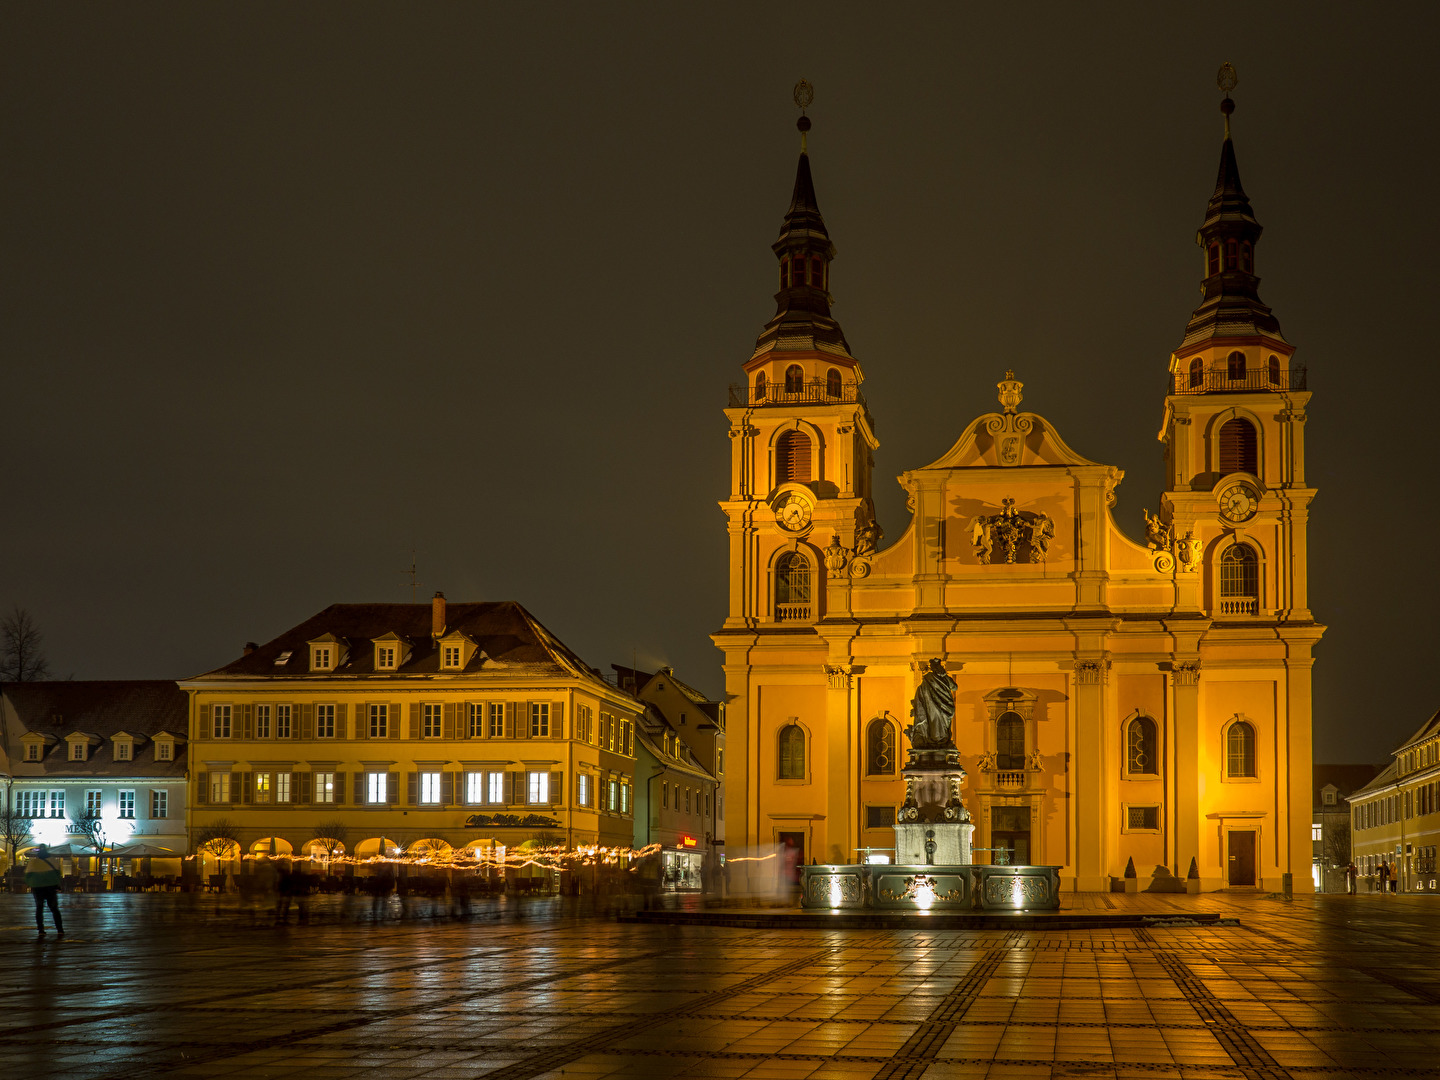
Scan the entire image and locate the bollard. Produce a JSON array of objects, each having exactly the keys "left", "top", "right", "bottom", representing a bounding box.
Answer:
[{"left": 1282, "top": 872, "right": 1293, "bottom": 899}]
